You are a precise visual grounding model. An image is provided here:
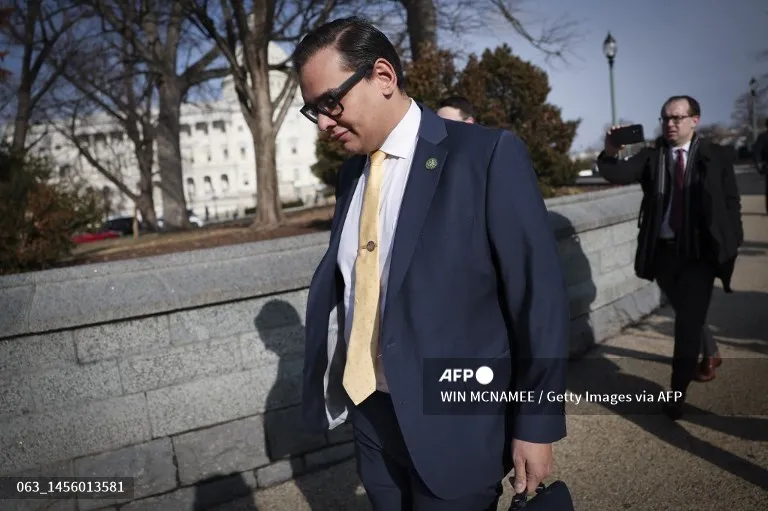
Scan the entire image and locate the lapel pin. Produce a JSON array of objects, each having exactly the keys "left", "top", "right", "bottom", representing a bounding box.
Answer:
[{"left": 425, "top": 157, "right": 438, "bottom": 170}]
